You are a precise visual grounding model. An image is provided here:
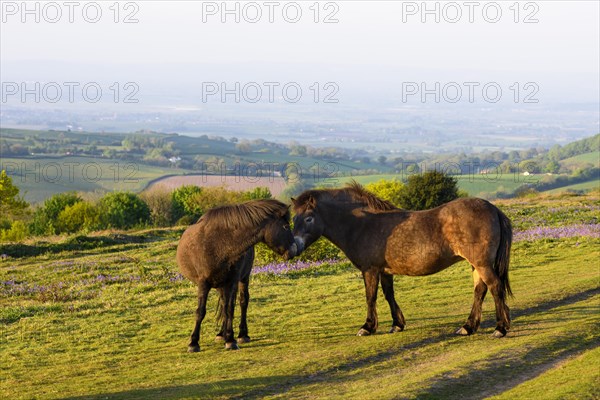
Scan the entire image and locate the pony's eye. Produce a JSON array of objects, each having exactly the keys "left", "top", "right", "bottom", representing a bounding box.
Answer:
[
  {"left": 283, "top": 224, "right": 290, "bottom": 230},
  {"left": 305, "top": 216, "right": 314, "bottom": 224}
]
